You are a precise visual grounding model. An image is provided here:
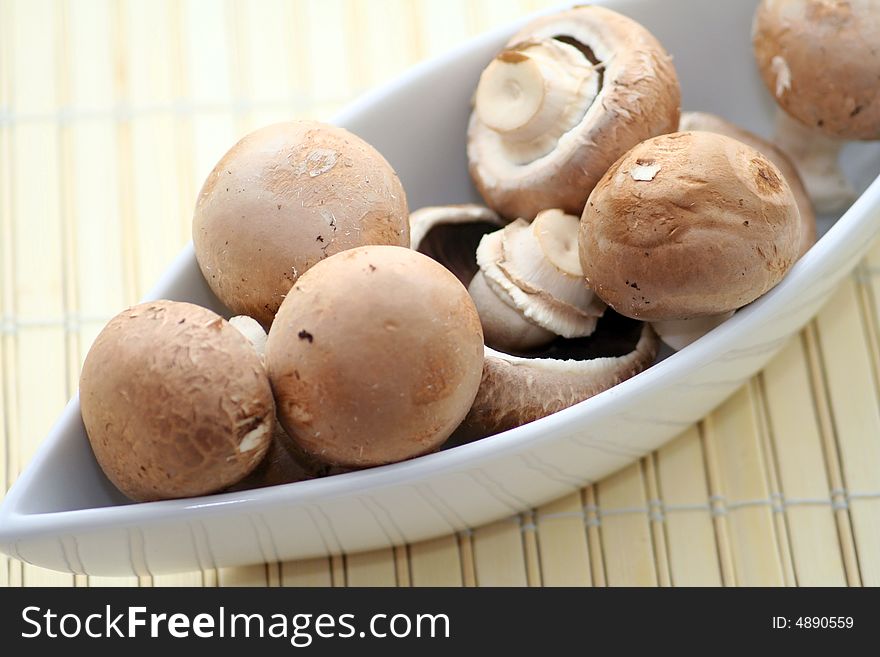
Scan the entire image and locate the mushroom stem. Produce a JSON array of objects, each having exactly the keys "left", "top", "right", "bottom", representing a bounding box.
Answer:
[
  {"left": 773, "top": 110, "right": 856, "bottom": 214},
  {"left": 467, "top": 270, "right": 555, "bottom": 351},
  {"left": 651, "top": 311, "right": 734, "bottom": 352},
  {"left": 229, "top": 315, "right": 268, "bottom": 357},
  {"left": 474, "top": 38, "right": 599, "bottom": 164}
]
